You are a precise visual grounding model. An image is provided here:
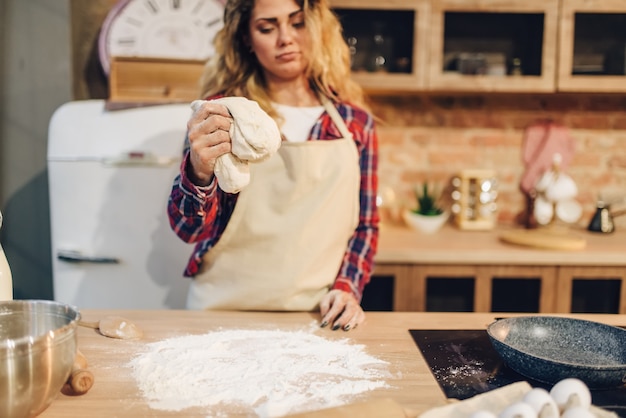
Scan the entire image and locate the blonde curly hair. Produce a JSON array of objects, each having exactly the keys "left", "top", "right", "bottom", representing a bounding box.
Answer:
[{"left": 198, "top": 0, "right": 368, "bottom": 118}]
